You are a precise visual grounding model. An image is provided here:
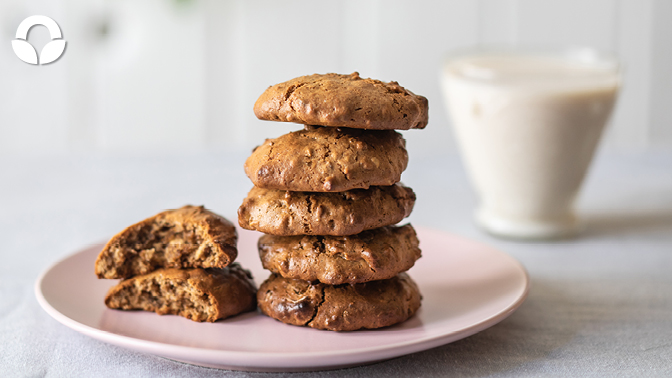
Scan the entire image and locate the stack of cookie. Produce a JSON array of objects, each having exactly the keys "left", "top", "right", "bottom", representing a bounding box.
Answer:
[
  {"left": 238, "top": 73, "right": 429, "bottom": 331},
  {"left": 95, "top": 205, "right": 257, "bottom": 322}
]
